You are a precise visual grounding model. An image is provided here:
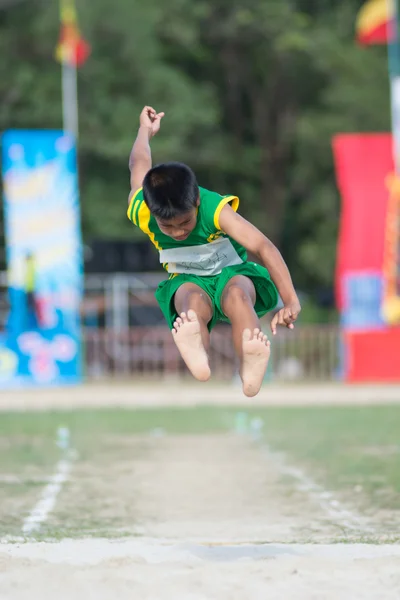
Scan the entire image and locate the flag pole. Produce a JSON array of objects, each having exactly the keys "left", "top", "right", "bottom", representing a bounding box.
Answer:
[
  {"left": 62, "top": 60, "right": 79, "bottom": 140},
  {"left": 62, "top": 60, "right": 79, "bottom": 141},
  {"left": 59, "top": 0, "right": 79, "bottom": 141}
]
